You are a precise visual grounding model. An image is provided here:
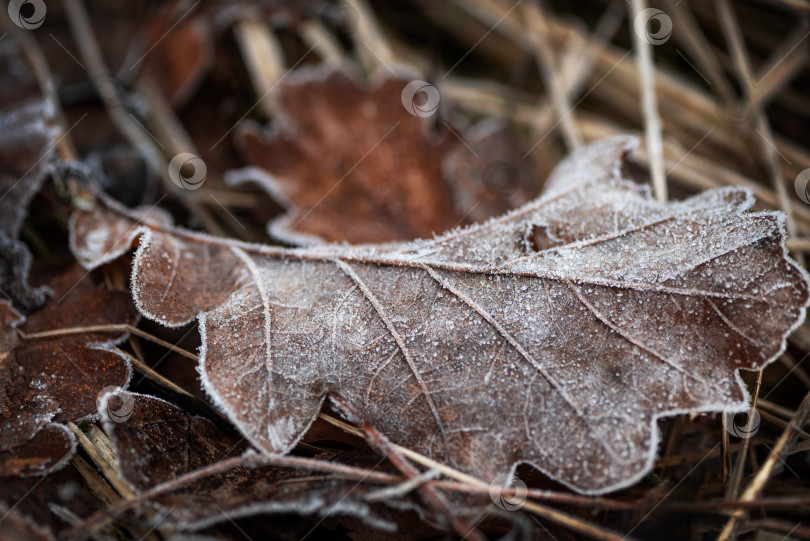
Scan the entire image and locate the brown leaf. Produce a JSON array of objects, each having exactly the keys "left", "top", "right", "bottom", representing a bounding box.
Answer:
[
  {"left": 0, "top": 461, "right": 105, "bottom": 537},
  {"left": 0, "top": 263, "right": 136, "bottom": 476},
  {"left": 0, "top": 237, "right": 48, "bottom": 313},
  {"left": 71, "top": 136, "right": 810, "bottom": 494},
  {"left": 233, "top": 71, "right": 539, "bottom": 245},
  {"left": 0, "top": 38, "right": 56, "bottom": 237},
  {"left": 231, "top": 68, "right": 464, "bottom": 244},
  {"left": 0, "top": 35, "right": 57, "bottom": 310},
  {"left": 100, "top": 391, "right": 247, "bottom": 490},
  {"left": 18, "top": 264, "right": 136, "bottom": 423},
  {"left": 99, "top": 391, "right": 413, "bottom": 532},
  {"left": 0, "top": 424, "right": 76, "bottom": 477},
  {"left": 140, "top": 7, "right": 213, "bottom": 107},
  {"left": 0, "top": 503, "right": 55, "bottom": 541},
  {"left": 0, "top": 301, "right": 55, "bottom": 457},
  {"left": 0, "top": 301, "right": 24, "bottom": 417},
  {"left": 441, "top": 121, "right": 540, "bottom": 224},
  {"left": 136, "top": 1, "right": 315, "bottom": 107}
]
